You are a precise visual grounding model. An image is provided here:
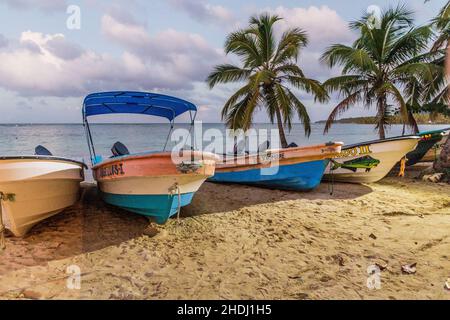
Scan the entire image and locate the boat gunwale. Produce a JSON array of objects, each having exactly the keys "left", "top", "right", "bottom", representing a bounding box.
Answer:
[
  {"left": 92, "top": 150, "right": 219, "bottom": 169},
  {"left": 218, "top": 142, "right": 343, "bottom": 163},
  {"left": 0, "top": 155, "right": 87, "bottom": 168},
  {"left": 341, "top": 135, "right": 422, "bottom": 151}
]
